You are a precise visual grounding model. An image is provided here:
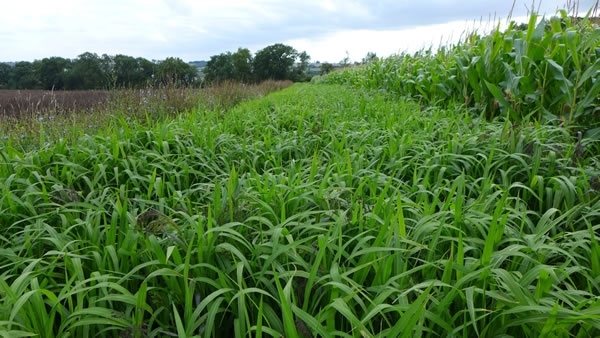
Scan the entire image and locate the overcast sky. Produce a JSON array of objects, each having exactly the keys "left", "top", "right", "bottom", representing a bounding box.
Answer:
[{"left": 1, "top": 0, "right": 597, "bottom": 63}]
